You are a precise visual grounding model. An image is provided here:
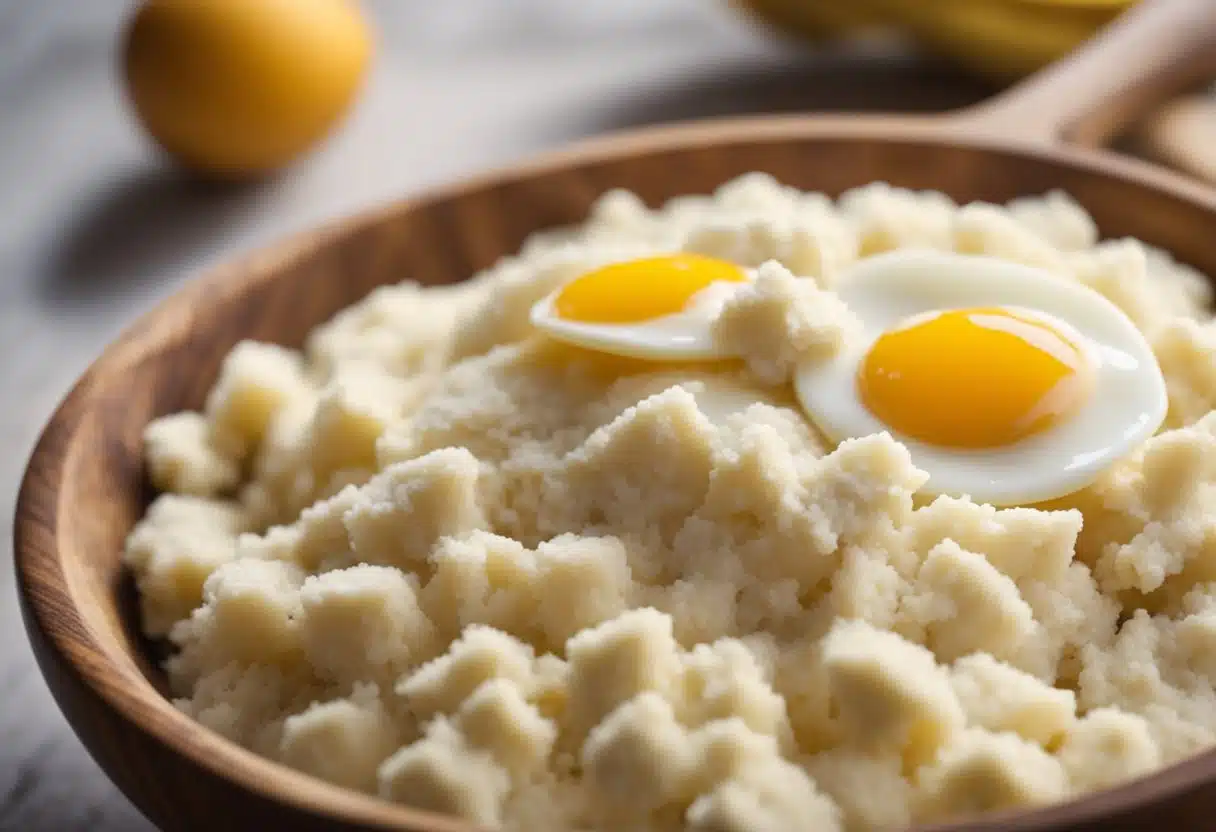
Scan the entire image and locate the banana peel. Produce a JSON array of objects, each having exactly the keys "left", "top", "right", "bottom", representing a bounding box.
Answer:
[
  {"left": 737, "top": 0, "right": 1135, "bottom": 79},
  {"left": 871, "top": 0, "right": 1127, "bottom": 79},
  {"left": 1014, "top": 0, "right": 1130, "bottom": 8},
  {"left": 731, "top": 0, "right": 890, "bottom": 40}
]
